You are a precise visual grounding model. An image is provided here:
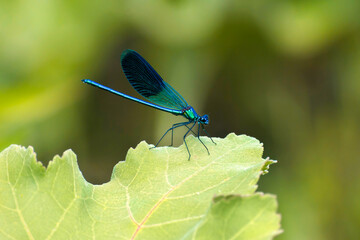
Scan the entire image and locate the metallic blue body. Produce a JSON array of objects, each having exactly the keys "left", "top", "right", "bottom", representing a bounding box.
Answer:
[
  {"left": 82, "top": 49, "right": 215, "bottom": 159},
  {"left": 82, "top": 79, "right": 183, "bottom": 115}
]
